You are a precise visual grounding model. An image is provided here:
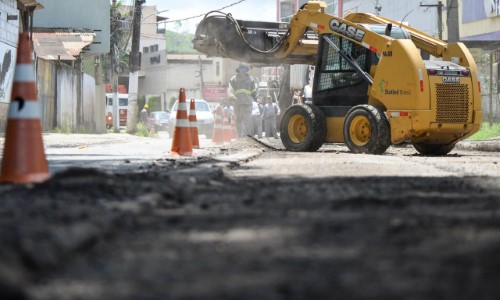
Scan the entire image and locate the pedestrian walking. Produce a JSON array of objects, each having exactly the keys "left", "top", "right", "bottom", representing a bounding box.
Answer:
[
  {"left": 262, "top": 96, "right": 280, "bottom": 139},
  {"left": 227, "top": 64, "right": 257, "bottom": 137},
  {"left": 140, "top": 104, "right": 149, "bottom": 126}
]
